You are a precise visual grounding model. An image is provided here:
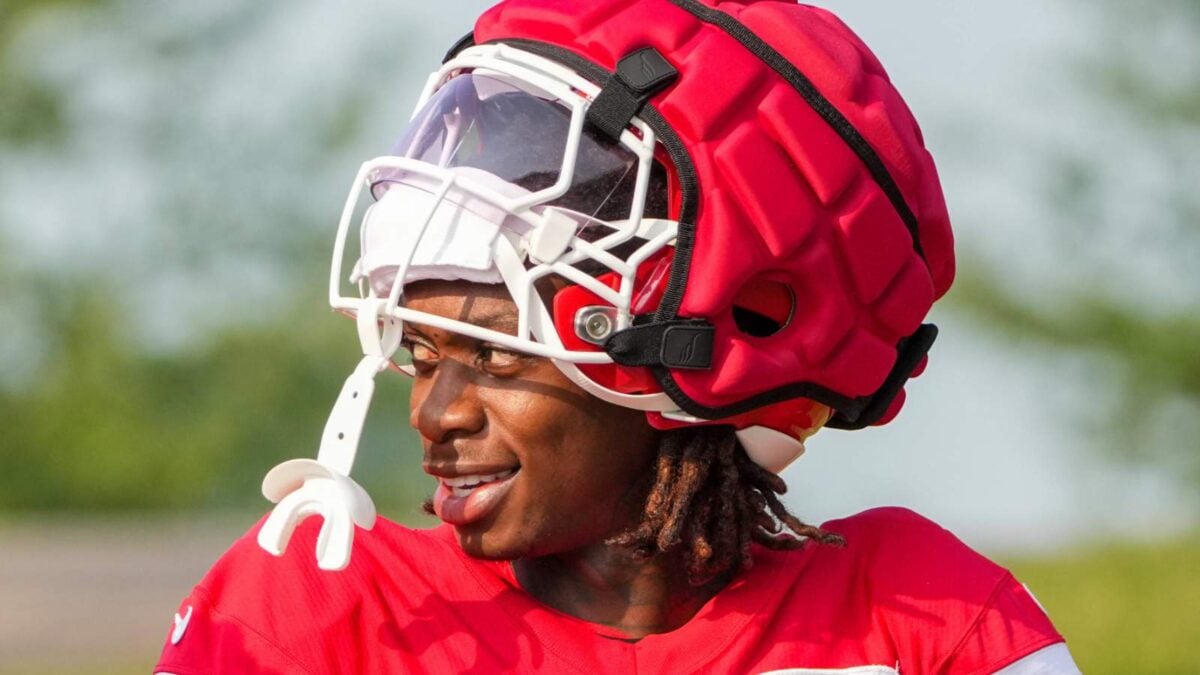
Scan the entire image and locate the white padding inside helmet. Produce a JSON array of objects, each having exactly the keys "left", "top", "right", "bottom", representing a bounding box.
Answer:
[
  {"left": 735, "top": 425, "right": 807, "bottom": 474},
  {"left": 356, "top": 168, "right": 534, "bottom": 294}
]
